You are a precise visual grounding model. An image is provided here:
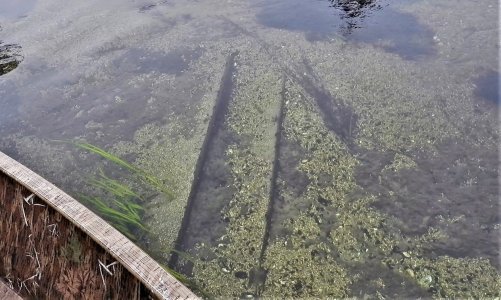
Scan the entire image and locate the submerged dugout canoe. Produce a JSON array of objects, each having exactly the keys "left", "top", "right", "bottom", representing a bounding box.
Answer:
[{"left": 0, "top": 151, "right": 197, "bottom": 299}]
